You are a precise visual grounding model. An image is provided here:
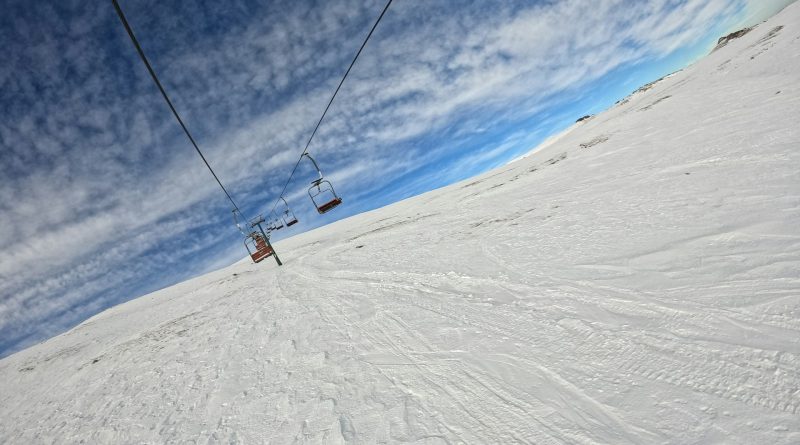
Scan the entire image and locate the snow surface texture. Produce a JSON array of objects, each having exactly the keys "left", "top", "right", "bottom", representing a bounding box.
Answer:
[{"left": 2, "top": 5, "right": 800, "bottom": 444}]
